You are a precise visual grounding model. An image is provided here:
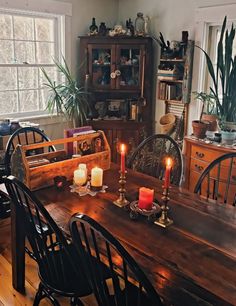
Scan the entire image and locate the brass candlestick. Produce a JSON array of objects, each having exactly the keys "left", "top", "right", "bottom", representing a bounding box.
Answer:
[
  {"left": 154, "top": 187, "right": 173, "bottom": 228},
  {"left": 113, "top": 170, "right": 130, "bottom": 208}
]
